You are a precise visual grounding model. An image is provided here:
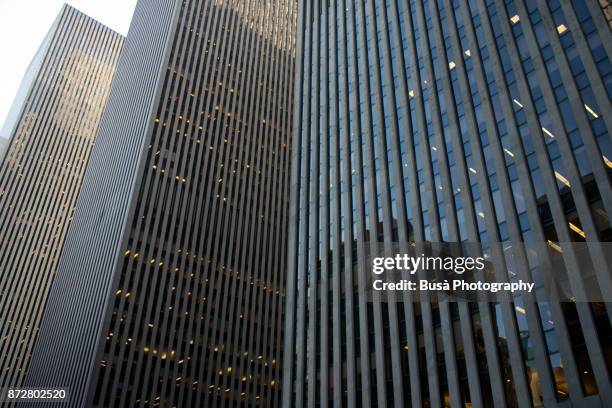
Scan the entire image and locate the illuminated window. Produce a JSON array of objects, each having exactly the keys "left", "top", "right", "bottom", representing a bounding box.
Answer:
[
  {"left": 547, "top": 240, "right": 562, "bottom": 253},
  {"left": 584, "top": 104, "right": 599, "bottom": 119},
  {"left": 569, "top": 222, "right": 585, "bottom": 238},
  {"left": 542, "top": 127, "right": 555, "bottom": 139},
  {"left": 554, "top": 171, "right": 571, "bottom": 188}
]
